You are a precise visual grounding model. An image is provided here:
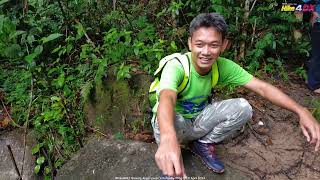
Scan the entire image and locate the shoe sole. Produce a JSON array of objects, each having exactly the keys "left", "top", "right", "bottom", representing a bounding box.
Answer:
[{"left": 189, "top": 148, "right": 225, "bottom": 174}]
